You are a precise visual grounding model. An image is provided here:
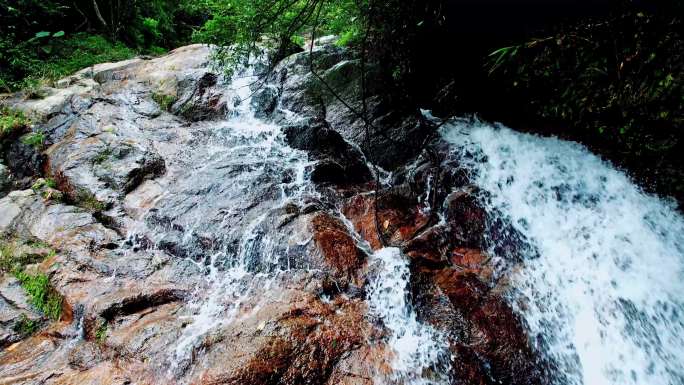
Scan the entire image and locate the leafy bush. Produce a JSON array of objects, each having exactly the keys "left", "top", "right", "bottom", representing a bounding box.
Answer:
[
  {"left": 0, "top": 108, "right": 30, "bottom": 138},
  {"left": 152, "top": 92, "right": 177, "bottom": 111},
  {"left": 75, "top": 189, "right": 106, "bottom": 212},
  {"left": 0, "top": 33, "right": 137, "bottom": 91},
  {"left": 95, "top": 322, "right": 108, "bottom": 343}
]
